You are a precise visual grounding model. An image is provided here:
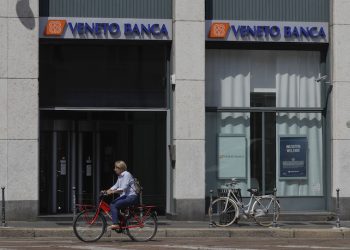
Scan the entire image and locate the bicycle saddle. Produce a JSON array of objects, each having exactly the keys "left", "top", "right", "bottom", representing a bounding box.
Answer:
[{"left": 247, "top": 188, "right": 259, "bottom": 196}]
